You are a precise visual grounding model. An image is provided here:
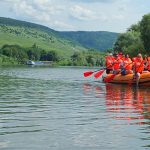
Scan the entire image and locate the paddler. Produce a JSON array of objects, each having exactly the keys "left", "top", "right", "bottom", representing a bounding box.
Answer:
[
  {"left": 105, "top": 52, "right": 114, "bottom": 74},
  {"left": 143, "top": 55, "right": 150, "bottom": 72},
  {"left": 112, "top": 53, "right": 122, "bottom": 74},
  {"left": 133, "top": 53, "right": 144, "bottom": 86},
  {"left": 120, "top": 54, "right": 133, "bottom": 75}
]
